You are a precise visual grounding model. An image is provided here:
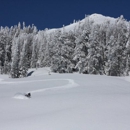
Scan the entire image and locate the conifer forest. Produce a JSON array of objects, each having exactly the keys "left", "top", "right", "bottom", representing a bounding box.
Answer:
[{"left": 0, "top": 14, "right": 130, "bottom": 78}]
